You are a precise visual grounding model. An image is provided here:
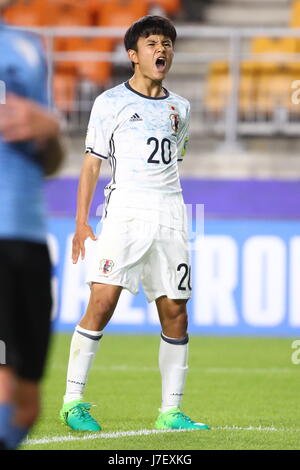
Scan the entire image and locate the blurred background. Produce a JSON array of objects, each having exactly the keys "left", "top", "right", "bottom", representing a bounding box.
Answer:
[{"left": 5, "top": 0, "right": 300, "bottom": 336}]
